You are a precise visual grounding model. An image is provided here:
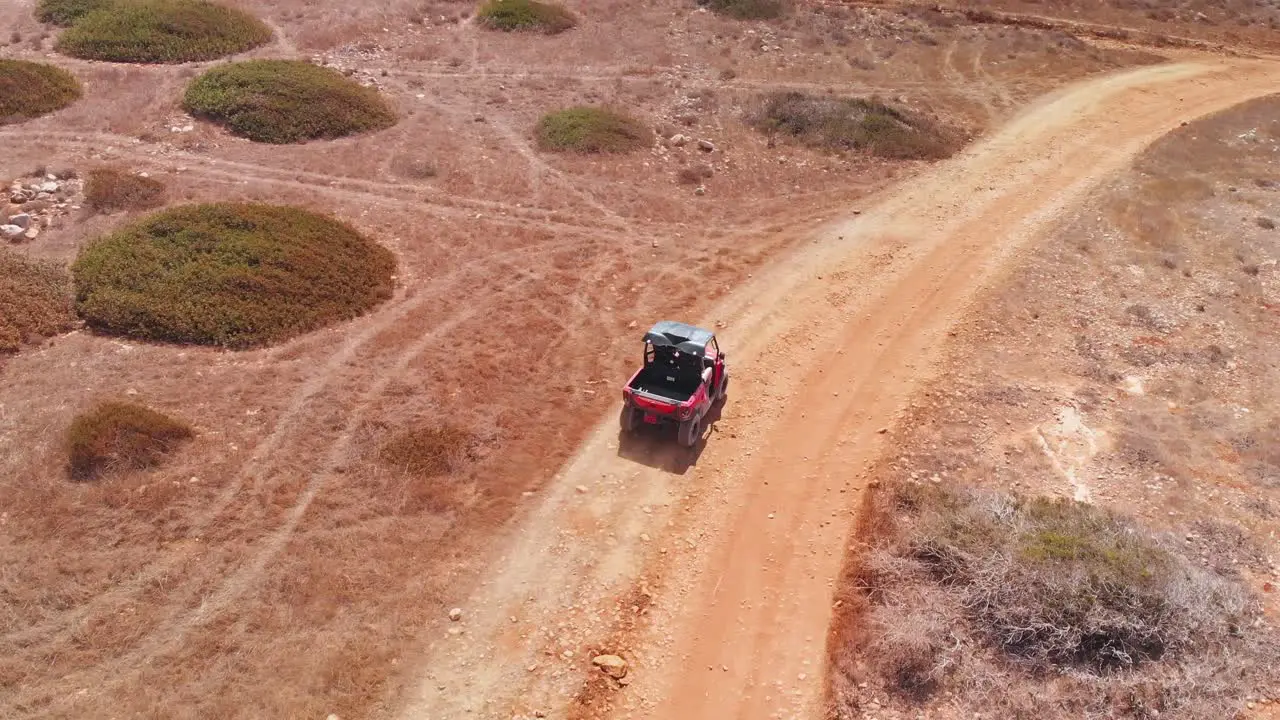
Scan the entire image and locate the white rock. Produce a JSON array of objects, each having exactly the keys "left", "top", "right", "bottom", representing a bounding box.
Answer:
[
  {"left": 1, "top": 225, "right": 23, "bottom": 240},
  {"left": 23, "top": 226, "right": 39, "bottom": 241},
  {"left": 668, "top": 134, "right": 687, "bottom": 147},
  {"left": 592, "top": 654, "right": 628, "bottom": 679},
  {"left": 37, "top": 181, "right": 59, "bottom": 193},
  {"left": 448, "top": 607, "right": 463, "bottom": 621},
  {"left": 698, "top": 139, "right": 716, "bottom": 152}
]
